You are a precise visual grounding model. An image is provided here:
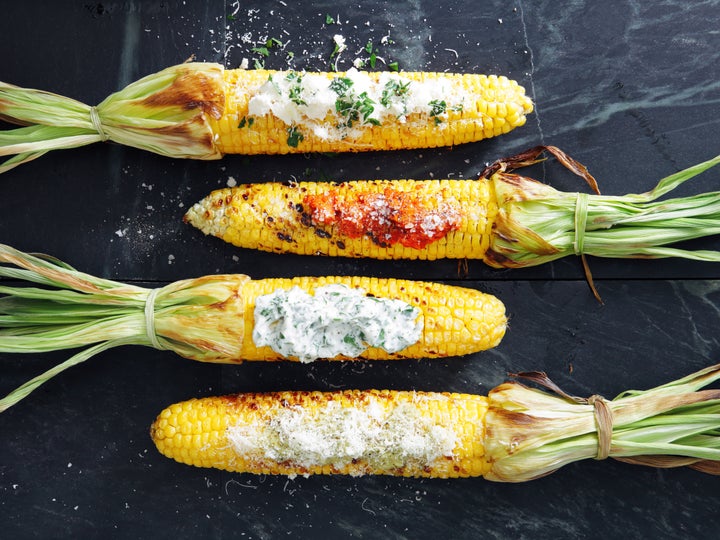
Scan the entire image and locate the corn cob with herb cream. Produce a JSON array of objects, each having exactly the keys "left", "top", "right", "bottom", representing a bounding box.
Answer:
[
  {"left": 0, "top": 244, "right": 506, "bottom": 411},
  {"left": 152, "top": 364, "right": 720, "bottom": 481},
  {"left": 0, "top": 63, "right": 533, "bottom": 173}
]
